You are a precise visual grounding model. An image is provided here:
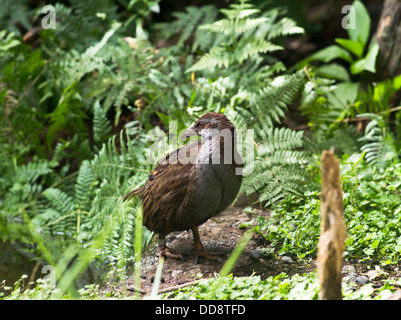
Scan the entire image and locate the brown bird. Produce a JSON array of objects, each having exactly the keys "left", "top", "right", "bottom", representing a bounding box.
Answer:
[{"left": 124, "top": 112, "right": 243, "bottom": 263}]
